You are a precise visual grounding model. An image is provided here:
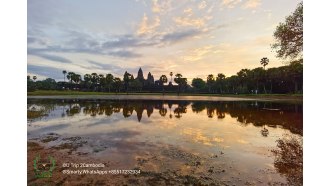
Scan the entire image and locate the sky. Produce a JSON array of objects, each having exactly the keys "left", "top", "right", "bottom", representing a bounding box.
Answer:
[{"left": 27, "top": 0, "right": 301, "bottom": 83}]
